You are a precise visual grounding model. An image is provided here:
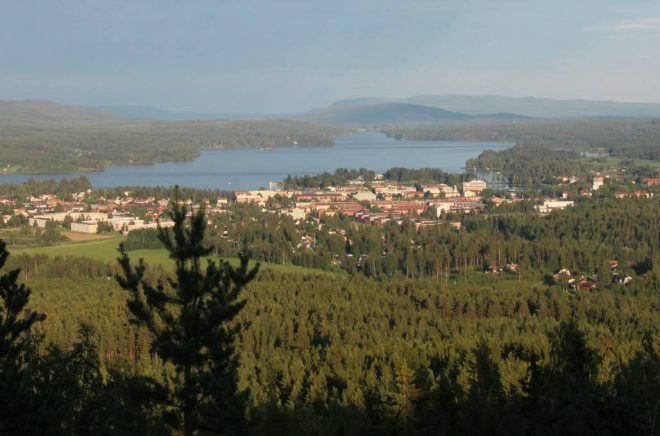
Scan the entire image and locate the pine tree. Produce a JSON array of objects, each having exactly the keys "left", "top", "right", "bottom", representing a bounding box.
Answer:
[
  {"left": 388, "top": 362, "right": 420, "bottom": 434},
  {"left": 0, "top": 239, "right": 45, "bottom": 433},
  {"left": 117, "top": 195, "right": 259, "bottom": 435},
  {"left": 598, "top": 258, "right": 612, "bottom": 288}
]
